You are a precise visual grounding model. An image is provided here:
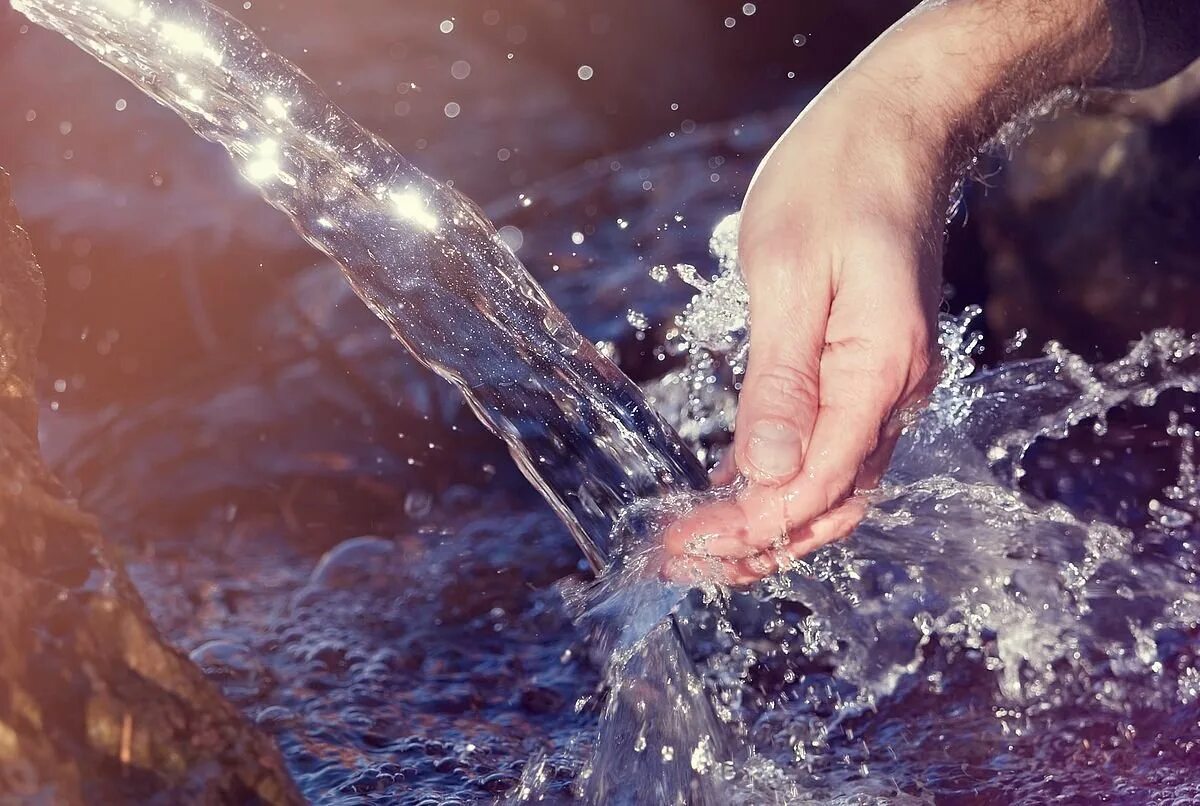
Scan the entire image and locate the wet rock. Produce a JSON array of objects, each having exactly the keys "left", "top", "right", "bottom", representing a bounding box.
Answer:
[
  {"left": 0, "top": 170, "right": 300, "bottom": 803},
  {"left": 972, "top": 65, "right": 1200, "bottom": 359}
]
